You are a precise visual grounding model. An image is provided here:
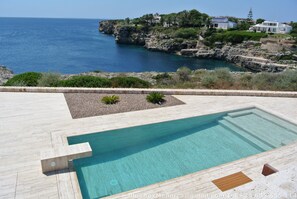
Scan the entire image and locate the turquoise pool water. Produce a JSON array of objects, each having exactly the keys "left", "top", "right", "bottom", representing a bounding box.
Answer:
[{"left": 68, "top": 108, "right": 297, "bottom": 199}]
